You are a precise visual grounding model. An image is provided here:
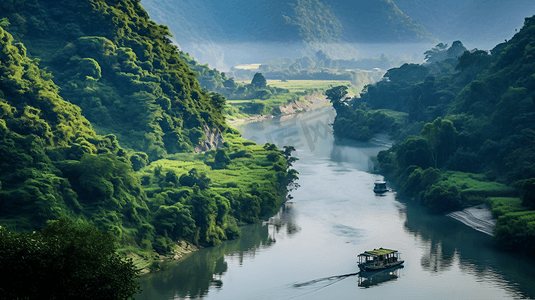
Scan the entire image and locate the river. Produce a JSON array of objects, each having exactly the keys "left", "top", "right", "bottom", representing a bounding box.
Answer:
[{"left": 137, "top": 107, "right": 535, "bottom": 300}]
